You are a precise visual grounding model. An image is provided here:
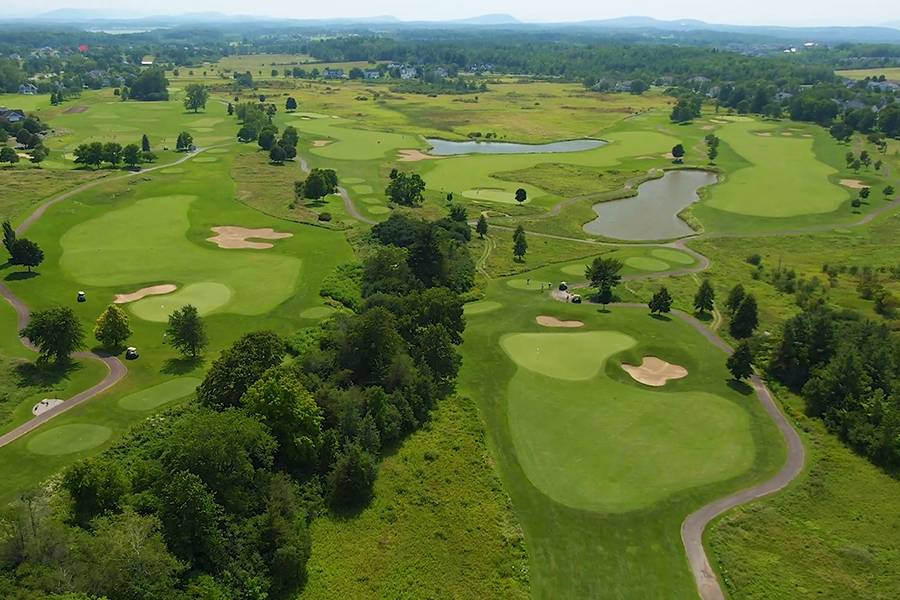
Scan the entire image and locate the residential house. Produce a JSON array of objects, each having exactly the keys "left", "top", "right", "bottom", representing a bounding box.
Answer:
[
  {"left": 363, "top": 69, "right": 381, "bottom": 80},
  {"left": 18, "top": 82, "right": 38, "bottom": 95},
  {"left": 399, "top": 66, "right": 418, "bottom": 80},
  {"left": 0, "top": 108, "right": 26, "bottom": 123},
  {"left": 323, "top": 68, "right": 344, "bottom": 80}
]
